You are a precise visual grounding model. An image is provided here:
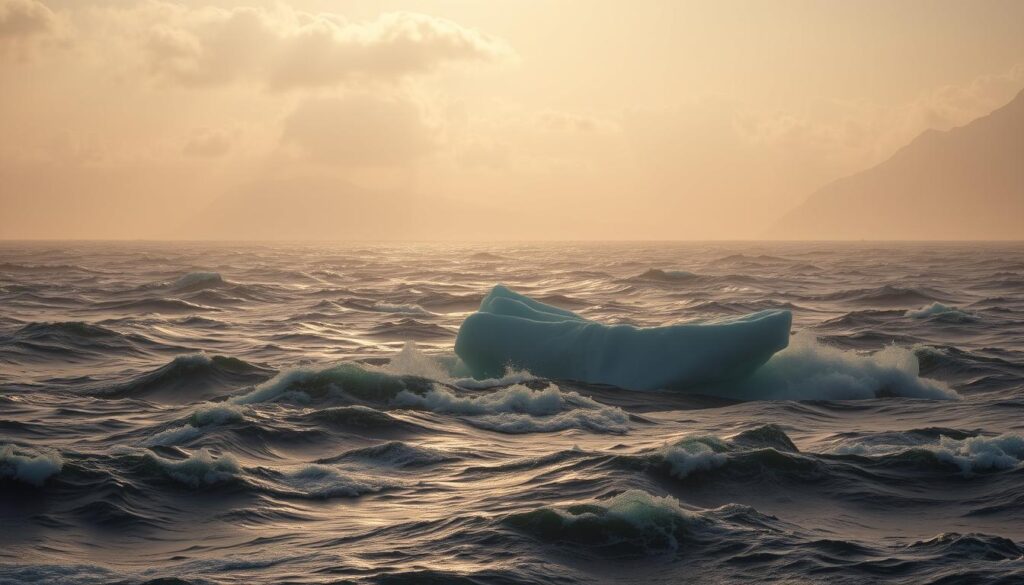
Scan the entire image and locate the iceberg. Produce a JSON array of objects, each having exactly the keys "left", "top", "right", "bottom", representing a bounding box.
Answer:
[{"left": 454, "top": 285, "right": 792, "bottom": 391}]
